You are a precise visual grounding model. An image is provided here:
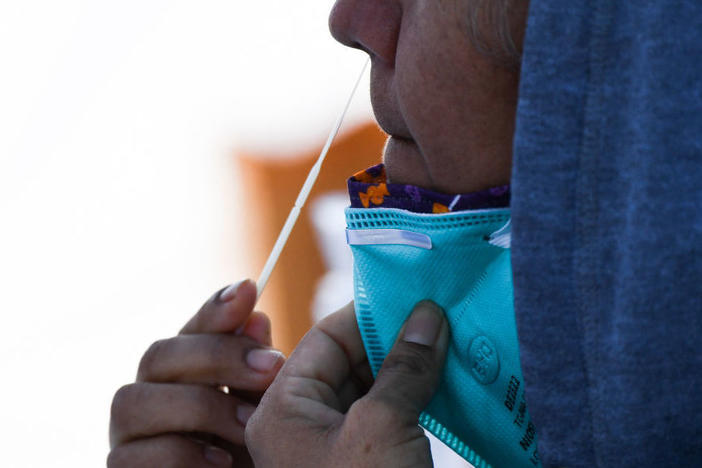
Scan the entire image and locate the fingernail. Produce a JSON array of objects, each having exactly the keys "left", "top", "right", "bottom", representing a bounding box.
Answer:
[
  {"left": 218, "top": 280, "right": 246, "bottom": 303},
  {"left": 236, "top": 404, "right": 256, "bottom": 426},
  {"left": 204, "top": 445, "right": 232, "bottom": 466},
  {"left": 246, "top": 348, "right": 284, "bottom": 372},
  {"left": 403, "top": 301, "right": 444, "bottom": 347}
]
